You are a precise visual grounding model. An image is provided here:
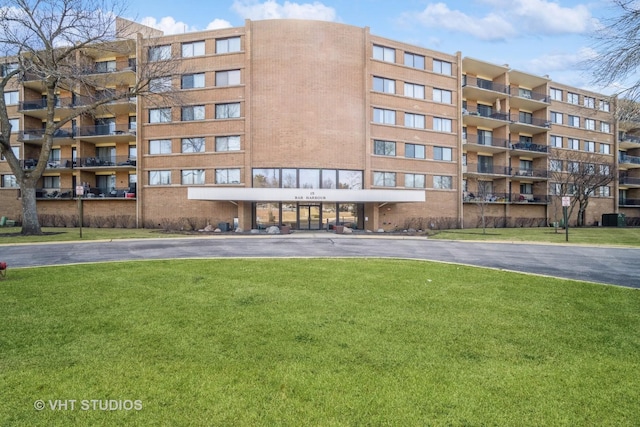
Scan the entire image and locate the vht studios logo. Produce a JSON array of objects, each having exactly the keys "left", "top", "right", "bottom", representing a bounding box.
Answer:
[{"left": 34, "top": 399, "right": 143, "bottom": 411}]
